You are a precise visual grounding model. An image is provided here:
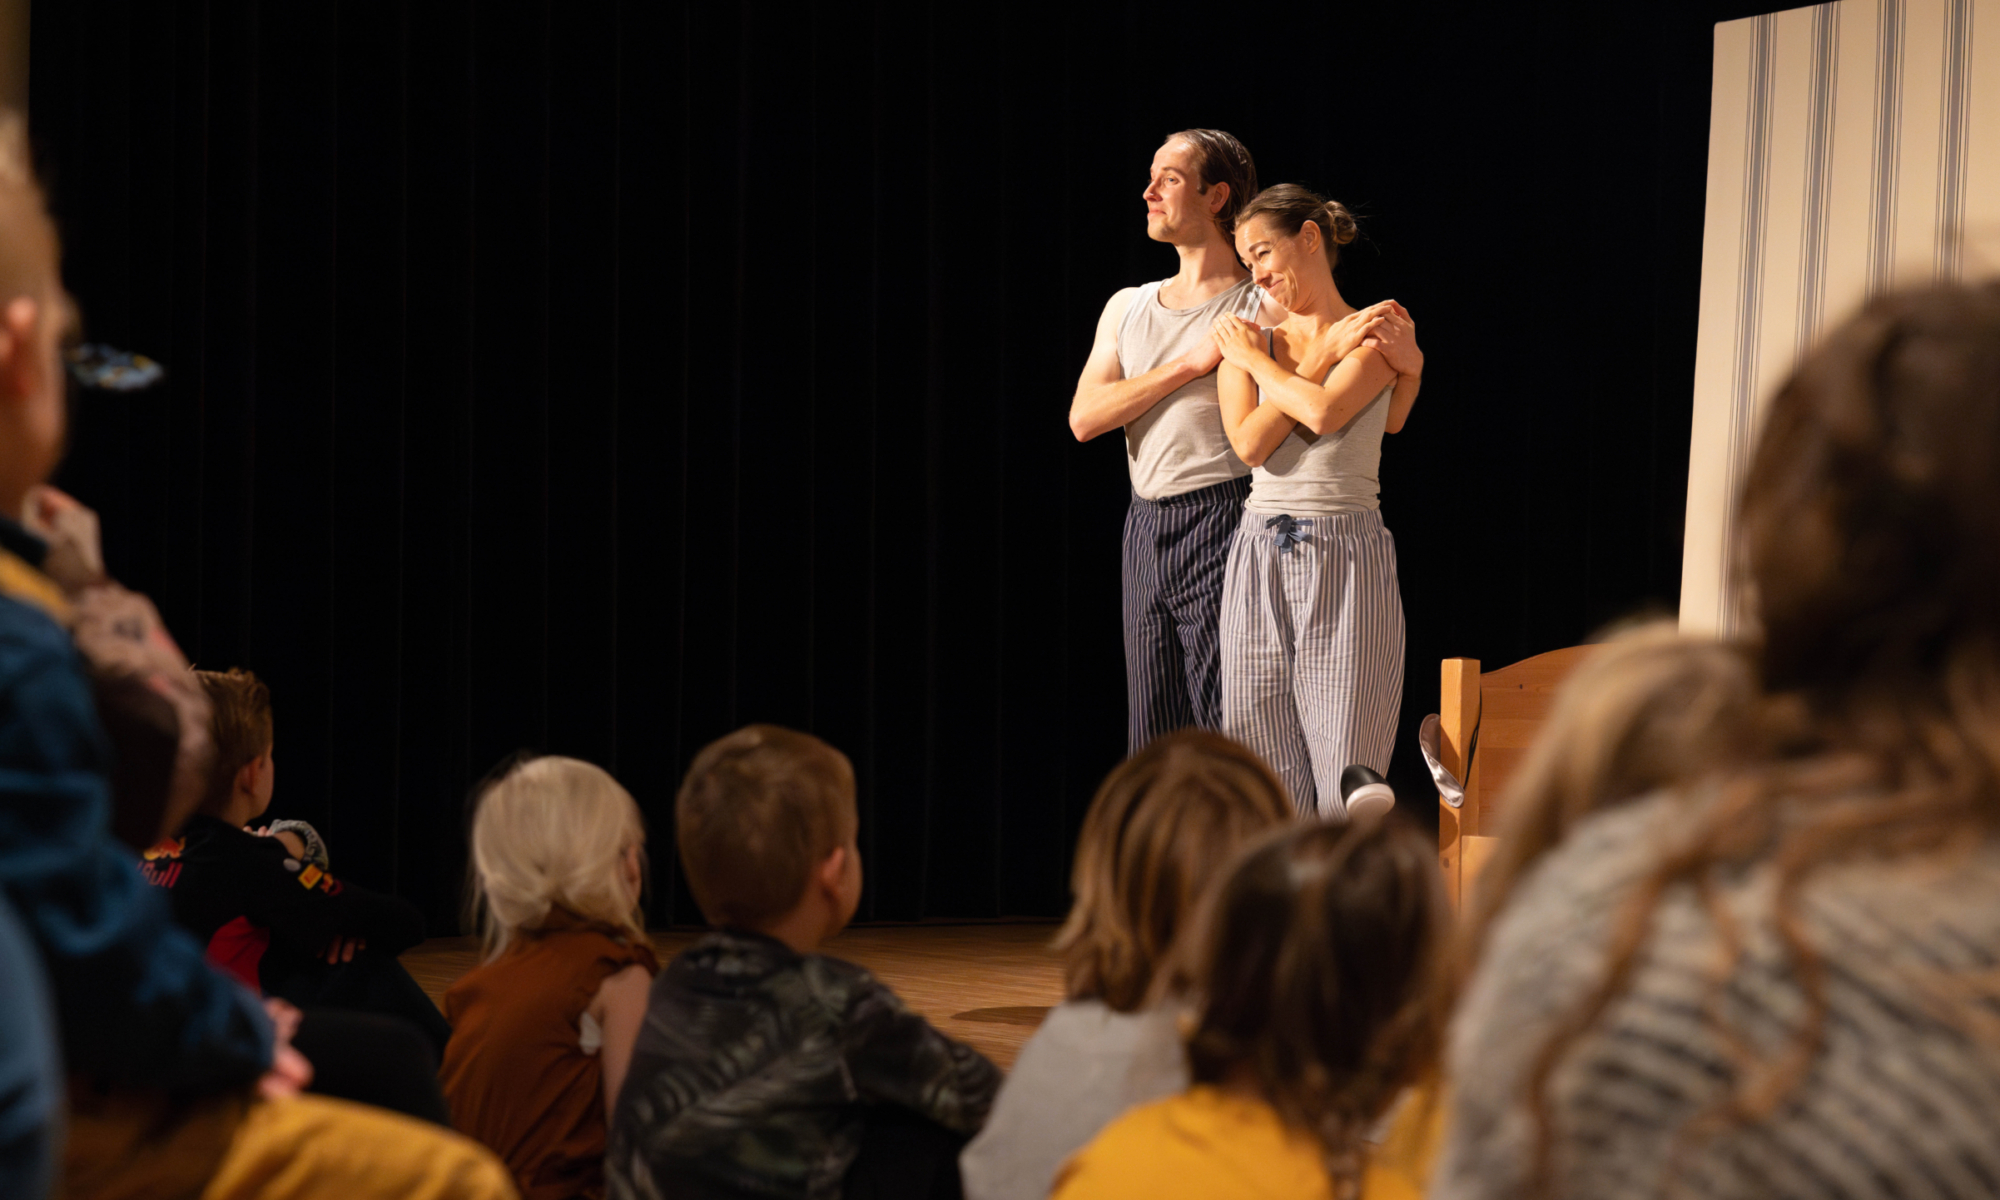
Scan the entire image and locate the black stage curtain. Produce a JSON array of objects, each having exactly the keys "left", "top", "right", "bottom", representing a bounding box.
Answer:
[{"left": 29, "top": 1, "right": 1775, "bottom": 930}]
